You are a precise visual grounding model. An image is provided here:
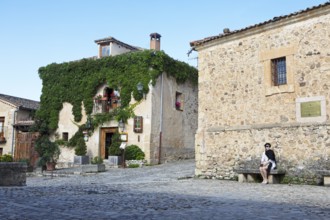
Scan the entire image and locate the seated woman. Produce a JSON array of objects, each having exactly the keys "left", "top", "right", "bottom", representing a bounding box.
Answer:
[{"left": 259, "top": 143, "right": 277, "bottom": 184}]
